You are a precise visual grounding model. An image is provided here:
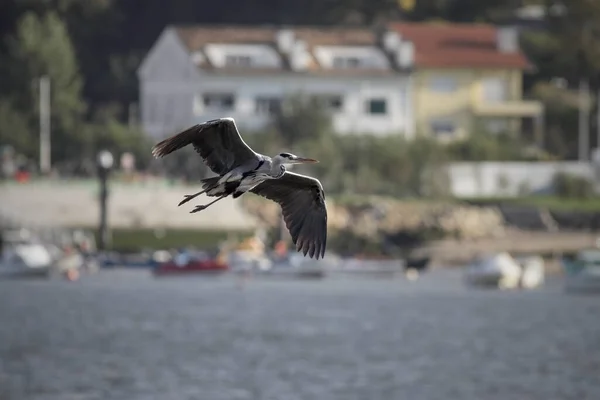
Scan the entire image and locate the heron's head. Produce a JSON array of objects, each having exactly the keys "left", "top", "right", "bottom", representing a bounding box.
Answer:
[{"left": 275, "top": 152, "right": 319, "bottom": 165}]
